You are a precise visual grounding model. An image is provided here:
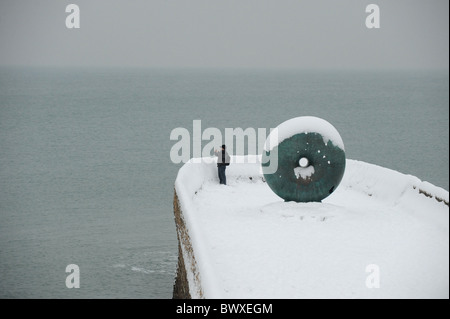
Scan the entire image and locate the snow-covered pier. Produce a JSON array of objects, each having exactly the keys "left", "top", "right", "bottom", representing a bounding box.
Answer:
[{"left": 173, "top": 156, "right": 449, "bottom": 299}]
